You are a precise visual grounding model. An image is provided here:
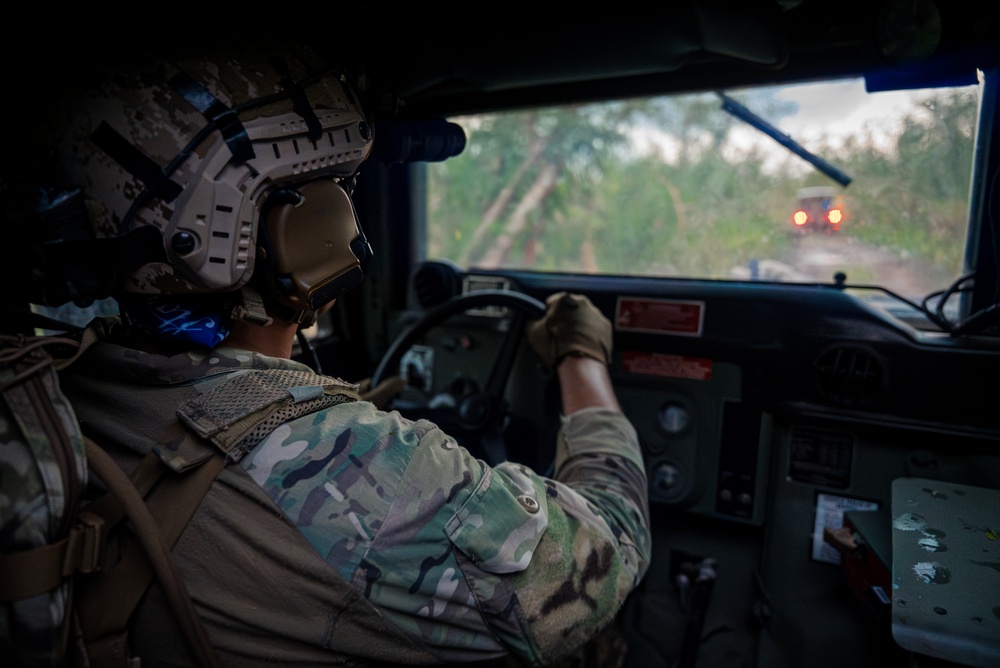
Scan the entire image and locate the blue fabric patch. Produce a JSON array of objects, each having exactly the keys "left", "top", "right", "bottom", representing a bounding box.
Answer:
[{"left": 123, "top": 296, "right": 231, "bottom": 348}]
